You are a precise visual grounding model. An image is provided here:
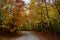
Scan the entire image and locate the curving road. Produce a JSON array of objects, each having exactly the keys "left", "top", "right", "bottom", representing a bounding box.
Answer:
[{"left": 16, "top": 31, "right": 40, "bottom": 40}]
